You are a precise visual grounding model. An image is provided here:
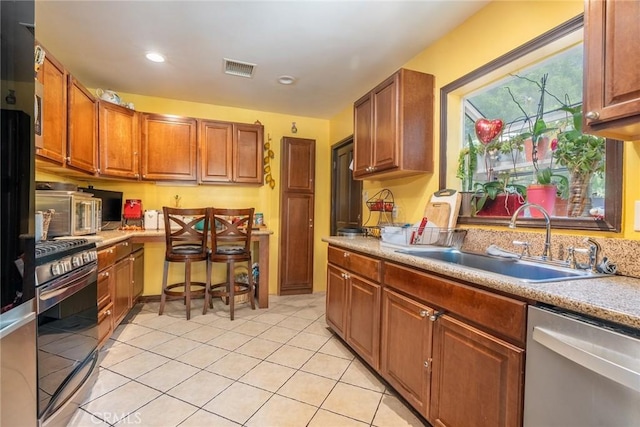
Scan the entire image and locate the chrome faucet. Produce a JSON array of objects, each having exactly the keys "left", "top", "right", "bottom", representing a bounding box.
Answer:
[
  {"left": 508, "top": 203, "right": 552, "bottom": 261},
  {"left": 584, "top": 237, "right": 601, "bottom": 273}
]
